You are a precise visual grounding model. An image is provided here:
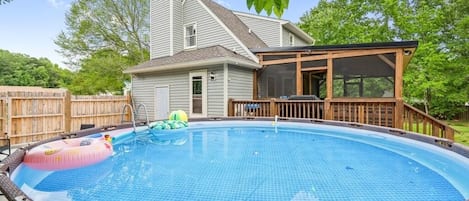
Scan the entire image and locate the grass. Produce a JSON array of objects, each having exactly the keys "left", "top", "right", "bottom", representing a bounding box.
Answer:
[{"left": 446, "top": 120, "right": 469, "bottom": 146}]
